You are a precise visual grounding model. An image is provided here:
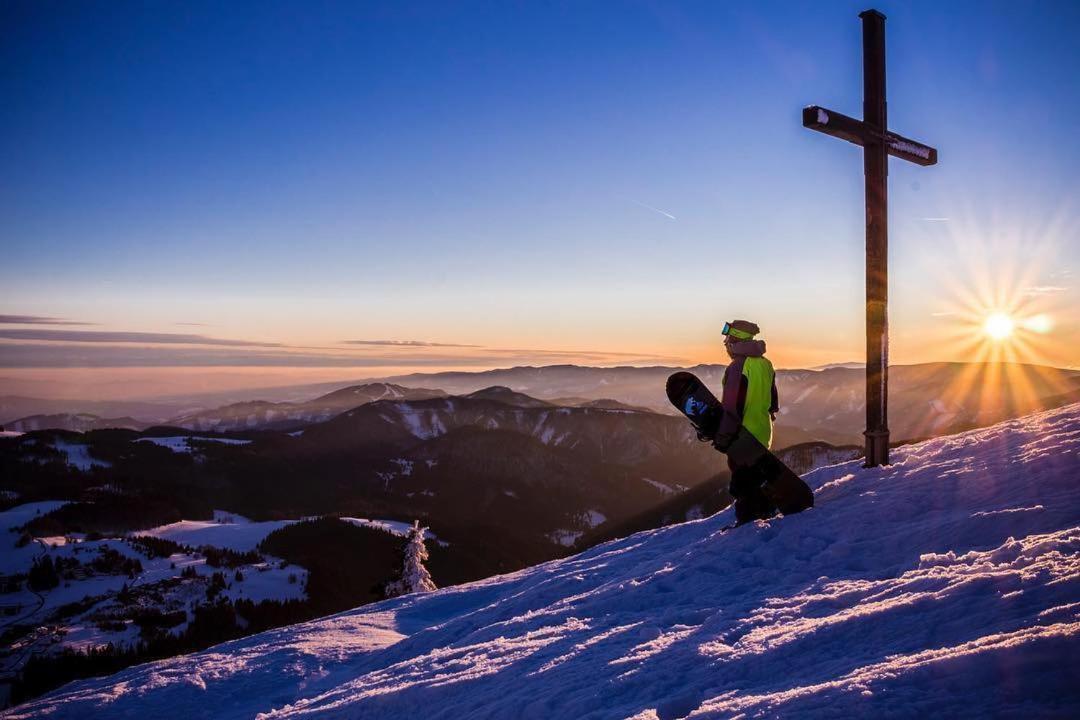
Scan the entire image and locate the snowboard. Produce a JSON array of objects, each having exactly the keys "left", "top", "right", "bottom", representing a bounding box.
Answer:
[{"left": 666, "top": 371, "right": 814, "bottom": 517}]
